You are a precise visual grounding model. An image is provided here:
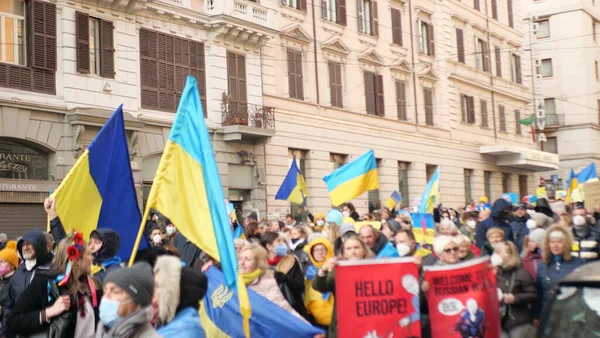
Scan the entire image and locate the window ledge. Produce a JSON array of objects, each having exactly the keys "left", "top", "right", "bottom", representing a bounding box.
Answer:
[
  {"left": 358, "top": 32, "right": 378, "bottom": 47},
  {"left": 390, "top": 44, "right": 408, "bottom": 56},
  {"left": 418, "top": 54, "right": 435, "bottom": 63},
  {"left": 480, "top": 126, "right": 491, "bottom": 130},
  {"left": 321, "top": 19, "right": 345, "bottom": 36},
  {"left": 279, "top": 5, "right": 306, "bottom": 22},
  {"left": 460, "top": 121, "right": 478, "bottom": 126}
]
